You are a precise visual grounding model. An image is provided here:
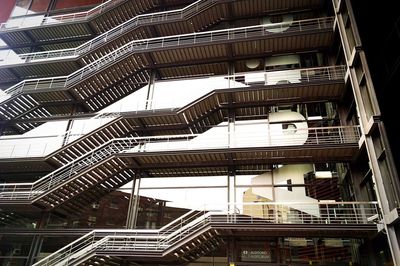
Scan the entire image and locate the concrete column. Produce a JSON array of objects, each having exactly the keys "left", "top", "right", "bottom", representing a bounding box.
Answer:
[{"left": 334, "top": 0, "right": 400, "bottom": 263}]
